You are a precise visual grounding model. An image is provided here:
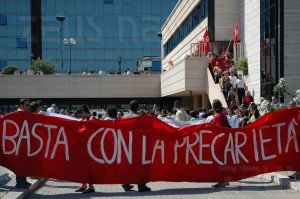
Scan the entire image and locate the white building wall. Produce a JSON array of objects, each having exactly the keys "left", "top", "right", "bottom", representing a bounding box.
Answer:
[
  {"left": 240, "top": 0, "right": 261, "bottom": 103},
  {"left": 161, "top": 0, "right": 207, "bottom": 71},
  {"left": 214, "top": 0, "right": 240, "bottom": 41},
  {"left": 284, "top": 0, "right": 300, "bottom": 93}
]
